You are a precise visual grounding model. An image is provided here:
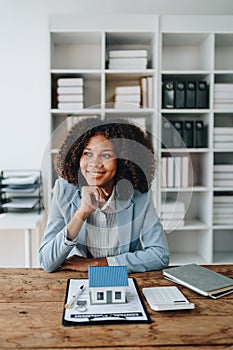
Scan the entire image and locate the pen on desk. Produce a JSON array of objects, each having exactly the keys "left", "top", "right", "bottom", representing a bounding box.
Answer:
[{"left": 65, "top": 284, "right": 85, "bottom": 309}]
